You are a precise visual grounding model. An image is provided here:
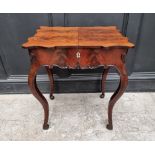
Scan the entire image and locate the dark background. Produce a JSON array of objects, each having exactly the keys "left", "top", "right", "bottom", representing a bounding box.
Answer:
[{"left": 0, "top": 13, "right": 155, "bottom": 94}]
